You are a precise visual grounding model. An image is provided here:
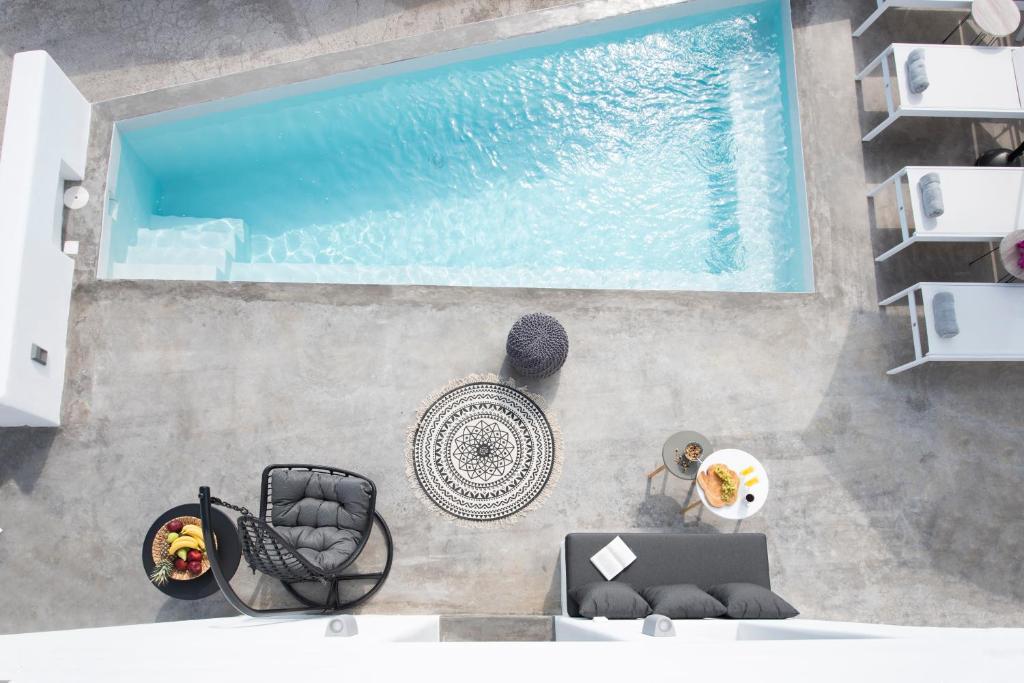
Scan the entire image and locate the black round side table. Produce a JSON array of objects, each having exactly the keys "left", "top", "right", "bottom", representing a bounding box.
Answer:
[{"left": 142, "top": 503, "right": 241, "bottom": 600}]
